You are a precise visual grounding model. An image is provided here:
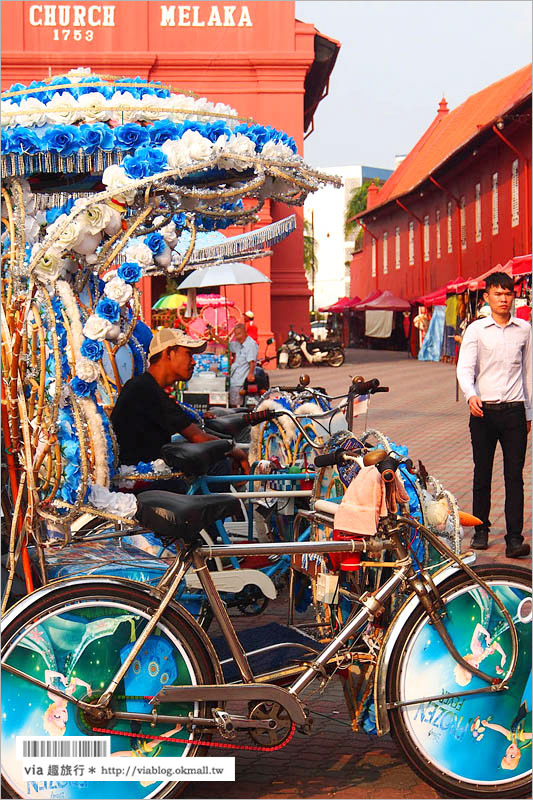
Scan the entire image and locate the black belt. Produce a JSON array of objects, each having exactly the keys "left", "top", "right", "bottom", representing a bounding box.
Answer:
[{"left": 482, "top": 401, "right": 524, "bottom": 411}]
